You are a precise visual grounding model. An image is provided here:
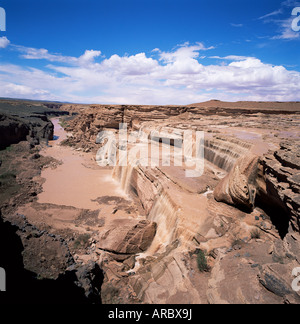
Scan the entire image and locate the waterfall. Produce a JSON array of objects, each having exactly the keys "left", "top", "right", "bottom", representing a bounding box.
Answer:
[
  {"left": 111, "top": 125, "right": 185, "bottom": 255},
  {"left": 110, "top": 125, "right": 253, "bottom": 256},
  {"left": 204, "top": 136, "right": 252, "bottom": 171},
  {"left": 145, "top": 190, "right": 179, "bottom": 254},
  {"left": 112, "top": 130, "right": 149, "bottom": 194},
  {"left": 113, "top": 164, "right": 134, "bottom": 195},
  {"left": 95, "top": 130, "right": 117, "bottom": 167}
]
